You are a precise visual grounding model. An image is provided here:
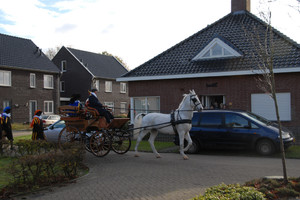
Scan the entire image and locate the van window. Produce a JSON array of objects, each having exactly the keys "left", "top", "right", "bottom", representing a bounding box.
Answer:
[
  {"left": 199, "top": 113, "right": 223, "bottom": 127},
  {"left": 225, "top": 113, "right": 249, "bottom": 128}
]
